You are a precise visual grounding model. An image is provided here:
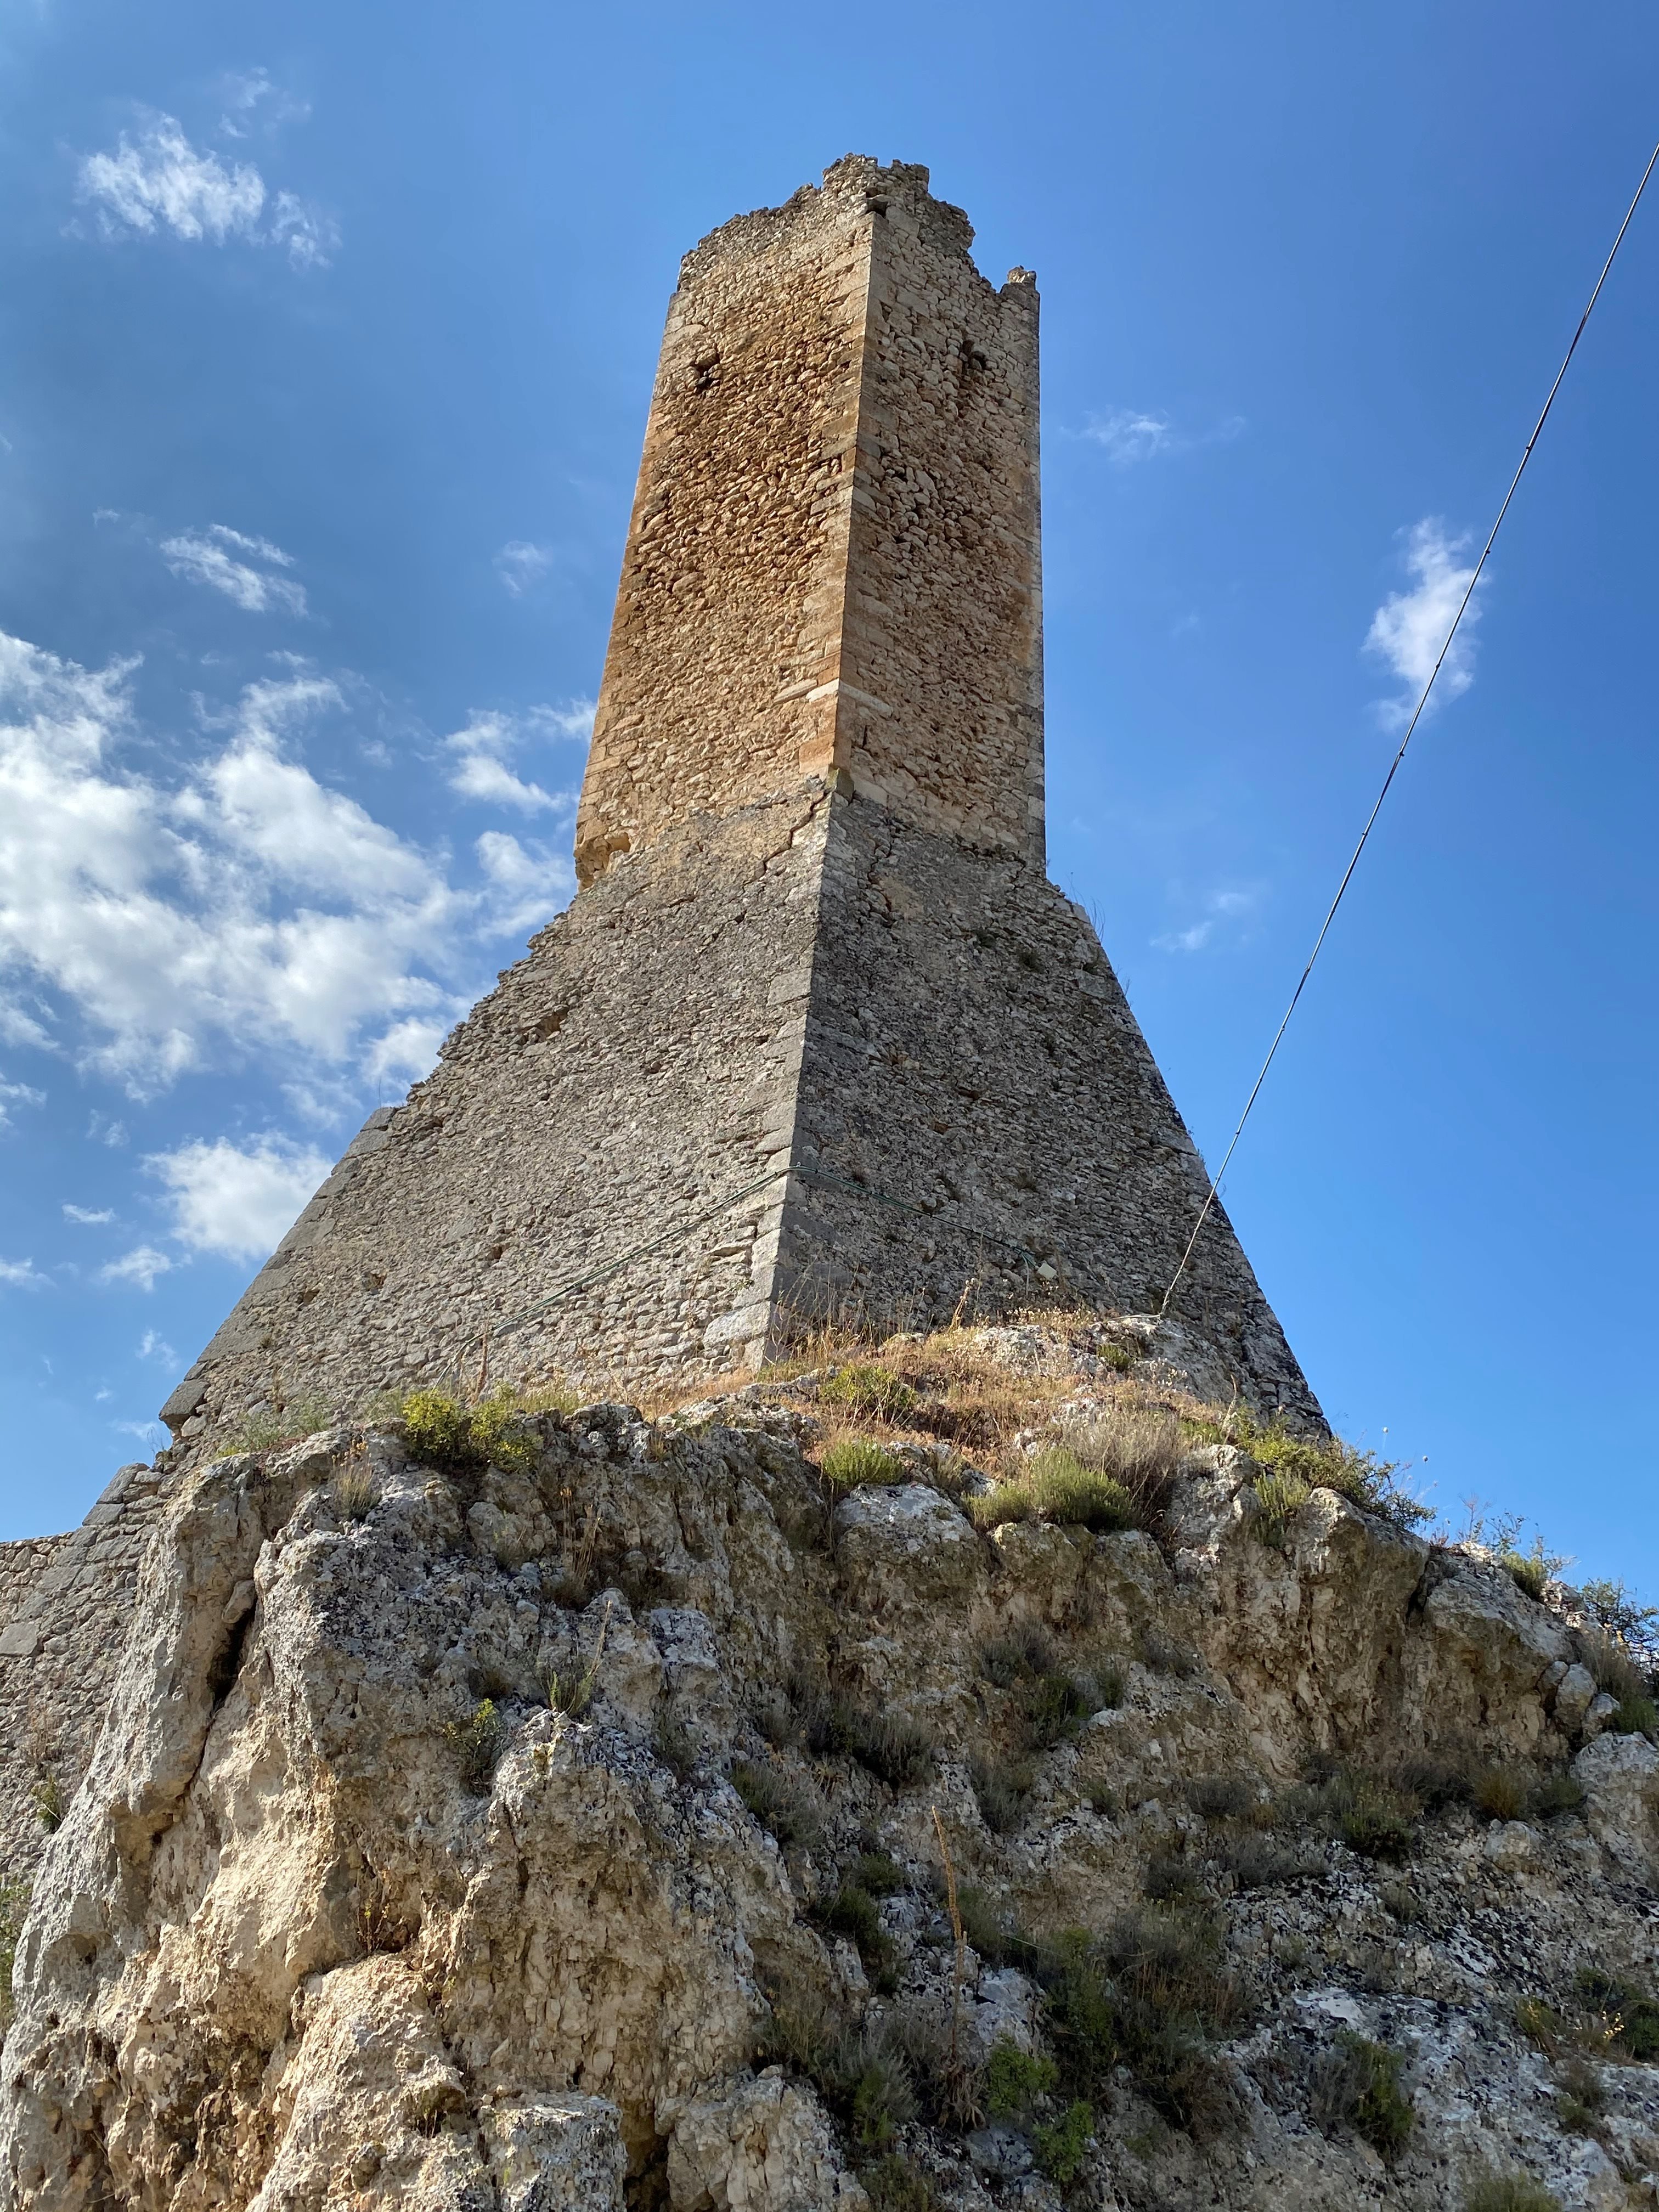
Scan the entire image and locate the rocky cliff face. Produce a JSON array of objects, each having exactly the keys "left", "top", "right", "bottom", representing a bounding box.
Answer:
[{"left": 3, "top": 1326, "right": 1656, "bottom": 2211}]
